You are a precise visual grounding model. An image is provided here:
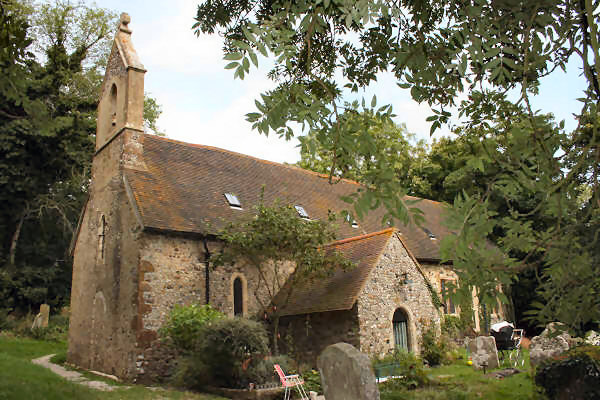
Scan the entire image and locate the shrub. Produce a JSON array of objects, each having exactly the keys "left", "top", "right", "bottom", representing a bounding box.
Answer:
[
  {"left": 170, "top": 354, "right": 212, "bottom": 390},
  {"left": 199, "top": 317, "right": 270, "bottom": 388},
  {"left": 12, "top": 313, "right": 70, "bottom": 341},
  {"left": 421, "top": 326, "right": 451, "bottom": 366},
  {"left": 246, "top": 355, "right": 293, "bottom": 387},
  {"left": 373, "top": 349, "right": 429, "bottom": 390},
  {"left": 170, "top": 317, "right": 271, "bottom": 389},
  {"left": 441, "top": 315, "right": 464, "bottom": 338},
  {"left": 535, "top": 345, "right": 600, "bottom": 400},
  {"left": 302, "top": 368, "right": 322, "bottom": 394},
  {"left": 0, "top": 309, "right": 15, "bottom": 331},
  {"left": 159, "top": 303, "right": 224, "bottom": 352}
]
